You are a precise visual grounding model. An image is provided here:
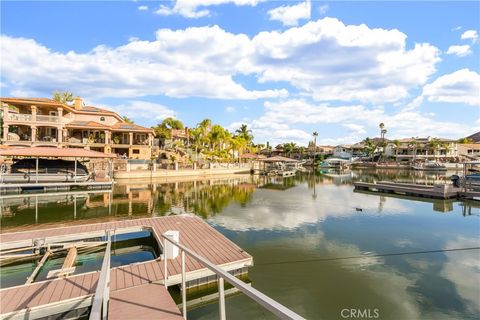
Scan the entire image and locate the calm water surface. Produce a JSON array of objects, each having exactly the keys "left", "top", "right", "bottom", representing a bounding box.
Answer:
[{"left": 1, "top": 169, "right": 479, "bottom": 320}]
